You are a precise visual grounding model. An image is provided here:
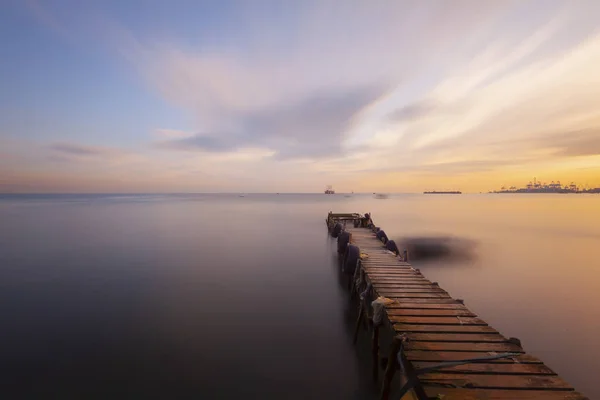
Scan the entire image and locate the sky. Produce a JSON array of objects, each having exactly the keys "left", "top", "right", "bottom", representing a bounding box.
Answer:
[{"left": 1, "top": 0, "right": 600, "bottom": 193}]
